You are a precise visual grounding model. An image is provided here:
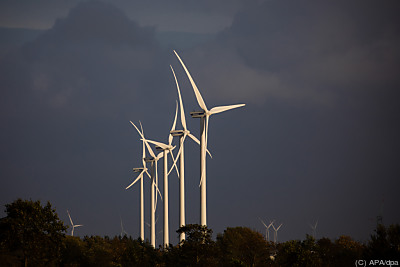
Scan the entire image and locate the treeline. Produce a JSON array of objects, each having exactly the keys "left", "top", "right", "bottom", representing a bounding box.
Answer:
[{"left": 0, "top": 199, "right": 399, "bottom": 266}]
